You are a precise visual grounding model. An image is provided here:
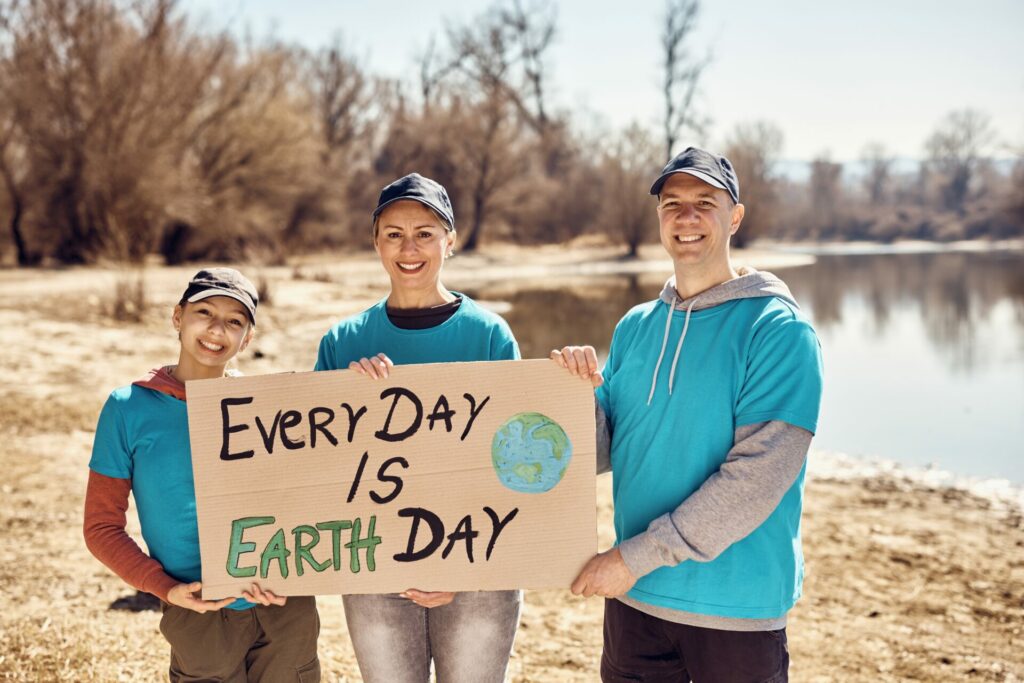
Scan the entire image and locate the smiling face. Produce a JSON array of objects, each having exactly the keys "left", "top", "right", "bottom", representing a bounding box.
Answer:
[
  {"left": 374, "top": 199, "right": 456, "bottom": 307},
  {"left": 172, "top": 296, "right": 253, "bottom": 381},
  {"left": 656, "top": 172, "right": 745, "bottom": 289}
]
